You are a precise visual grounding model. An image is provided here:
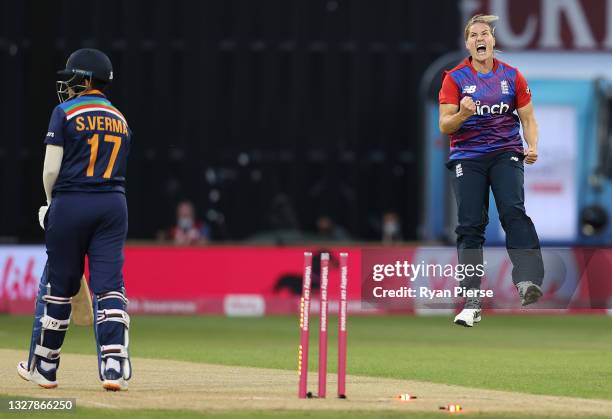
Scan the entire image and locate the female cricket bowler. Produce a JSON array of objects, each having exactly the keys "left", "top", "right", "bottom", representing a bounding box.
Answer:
[
  {"left": 438, "top": 15, "right": 544, "bottom": 327},
  {"left": 17, "top": 48, "right": 133, "bottom": 390}
]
